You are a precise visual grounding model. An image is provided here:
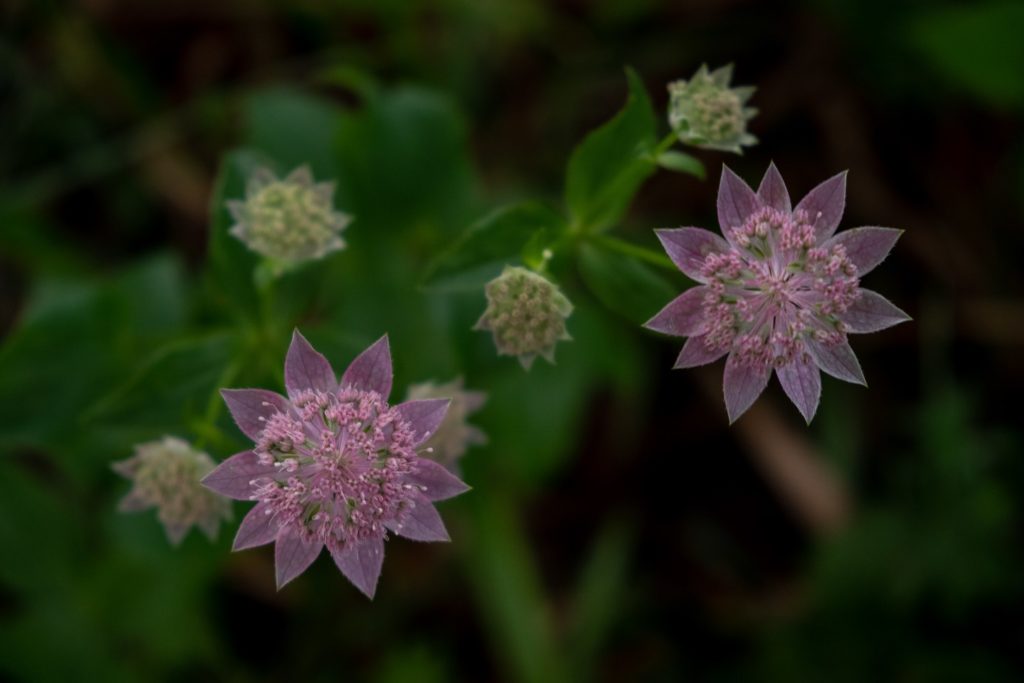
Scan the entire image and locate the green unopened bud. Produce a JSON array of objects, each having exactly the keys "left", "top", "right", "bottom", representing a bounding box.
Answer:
[
  {"left": 667, "top": 64, "right": 757, "bottom": 154},
  {"left": 227, "top": 165, "right": 351, "bottom": 269},
  {"left": 474, "top": 266, "right": 573, "bottom": 370},
  {"left": 112, "top": 437, "right": 231, "bottom": 545}
]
